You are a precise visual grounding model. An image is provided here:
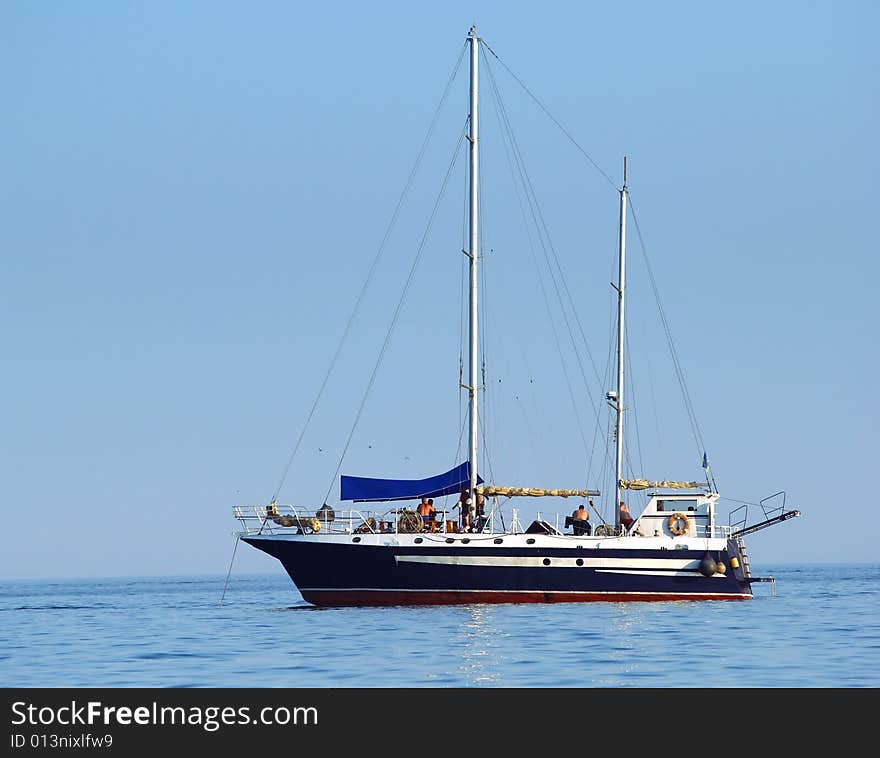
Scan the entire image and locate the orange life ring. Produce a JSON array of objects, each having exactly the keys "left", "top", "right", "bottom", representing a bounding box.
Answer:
[{"left": 667, "top": 512, "right": 689, "bottom": 536}]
